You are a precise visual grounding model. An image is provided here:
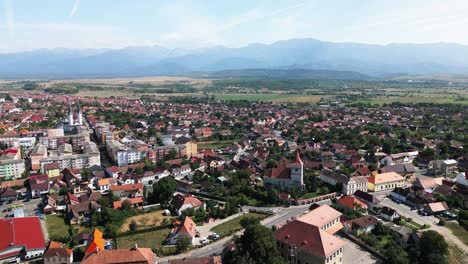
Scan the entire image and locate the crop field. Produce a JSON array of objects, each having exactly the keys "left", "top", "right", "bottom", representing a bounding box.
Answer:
[{"left": 213, "top": 93, "right": 324, "bottom": 102}]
